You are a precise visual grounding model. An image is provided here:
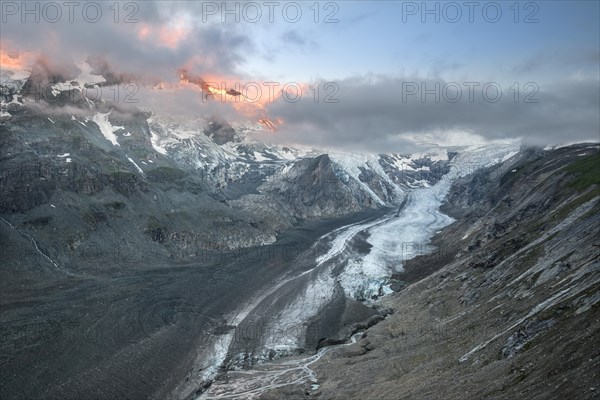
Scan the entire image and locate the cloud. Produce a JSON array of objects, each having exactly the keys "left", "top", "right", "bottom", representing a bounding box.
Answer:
[
  {"left": 273, "top": 29, "right": 318, "bottom": 56},
  {"left": 263, "top": 74, "right": 600, "bottom": 152},
  {"left": 512, "top": 49, "right": 600, "bottom": 76},
  {"left": 281, "top": 30, "right": 306, "bottom": 46},
  {"left": 0, "top": 2, "right": 254, "bottom": 81},
  {"left": 2, "top": 2, "right": 598, "bottom": 153}
]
